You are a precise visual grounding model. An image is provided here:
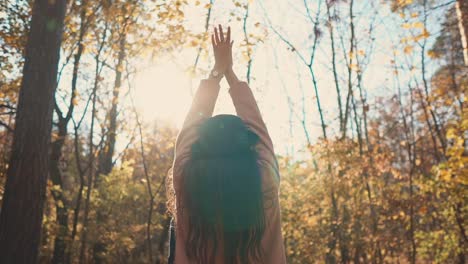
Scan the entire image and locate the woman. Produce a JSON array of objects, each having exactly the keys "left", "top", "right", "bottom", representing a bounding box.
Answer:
[{"left": 169, "top": 25, "right": 286, "bottom": 264}]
